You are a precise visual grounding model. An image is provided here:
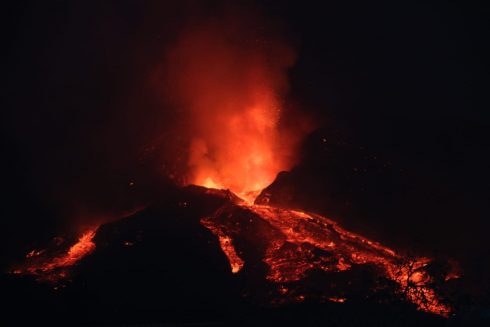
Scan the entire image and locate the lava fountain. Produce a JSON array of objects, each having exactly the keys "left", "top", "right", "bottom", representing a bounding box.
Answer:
[{"left": 161, "top": 12, "right": 308, "bottom": 202}]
